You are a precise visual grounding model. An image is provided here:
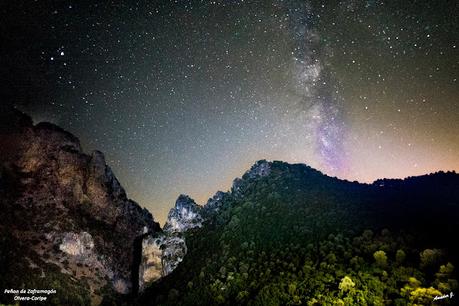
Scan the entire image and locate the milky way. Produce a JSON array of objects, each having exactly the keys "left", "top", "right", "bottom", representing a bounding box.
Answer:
[
  {"left": 3, "top": 0, "right": 458, "bottom": 223},
  {"left": 285, "top": 0, "right": 347, "bottom": 174}
]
